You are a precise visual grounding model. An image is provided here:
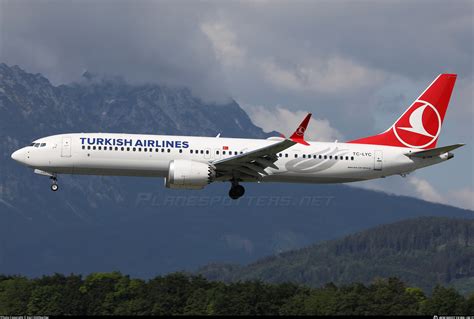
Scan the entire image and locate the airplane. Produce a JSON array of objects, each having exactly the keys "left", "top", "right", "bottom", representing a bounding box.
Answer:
[{"left": 11, "top": 73, "right": 464, "bottom": 199}]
